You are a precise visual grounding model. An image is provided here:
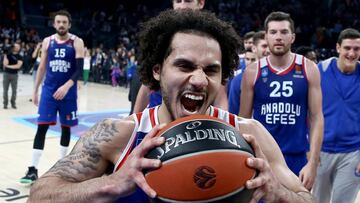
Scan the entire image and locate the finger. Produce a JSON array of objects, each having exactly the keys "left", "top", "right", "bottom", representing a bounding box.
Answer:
[
  {"left": 243, "top": 134, "right": 266, "bottom": 160},
  {"left": 246, "top": 174, "right": 266, "bottom": 189},
  {"left": 139, "top": 158, "right": 161, "bottom": 169},
  {"left": 246, "top": 157, "right": 267, "bottom": 171},
  {"left": 298, "top": 171, "right": 304, "bottom": 182},
  {"left": 250, "top": 188, "right": 265, "bottom": 203},
  {"left": 137, "top": 136, "right": 165, "bottom": 157},
  {"left": 133, "top": 172, "right": 157, "bottom": 198}
]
